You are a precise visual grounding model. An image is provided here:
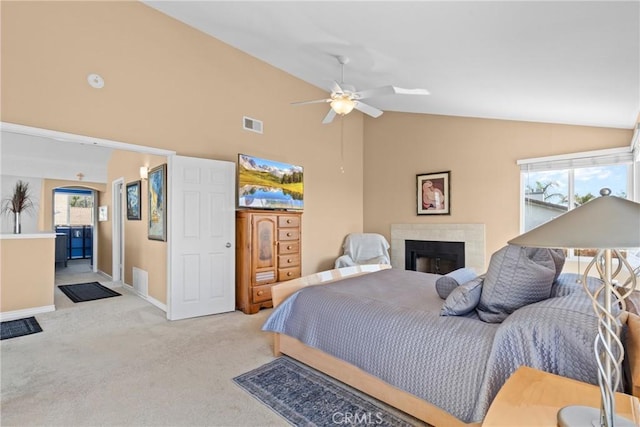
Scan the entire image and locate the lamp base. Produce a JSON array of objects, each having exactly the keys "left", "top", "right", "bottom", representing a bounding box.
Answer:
[{"left": 557, "top": 405, "right": 635, "bottom": 427}]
